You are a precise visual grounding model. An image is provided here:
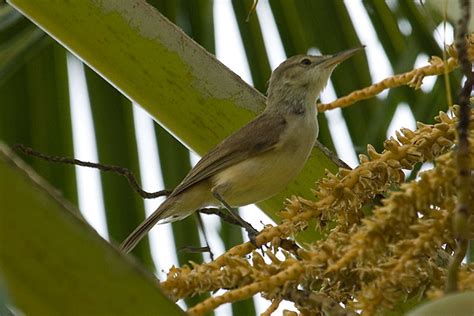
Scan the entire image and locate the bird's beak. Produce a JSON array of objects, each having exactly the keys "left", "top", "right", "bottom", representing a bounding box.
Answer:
[{"left": 323, "top": 46, "right": 365, "bottom": 68}]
